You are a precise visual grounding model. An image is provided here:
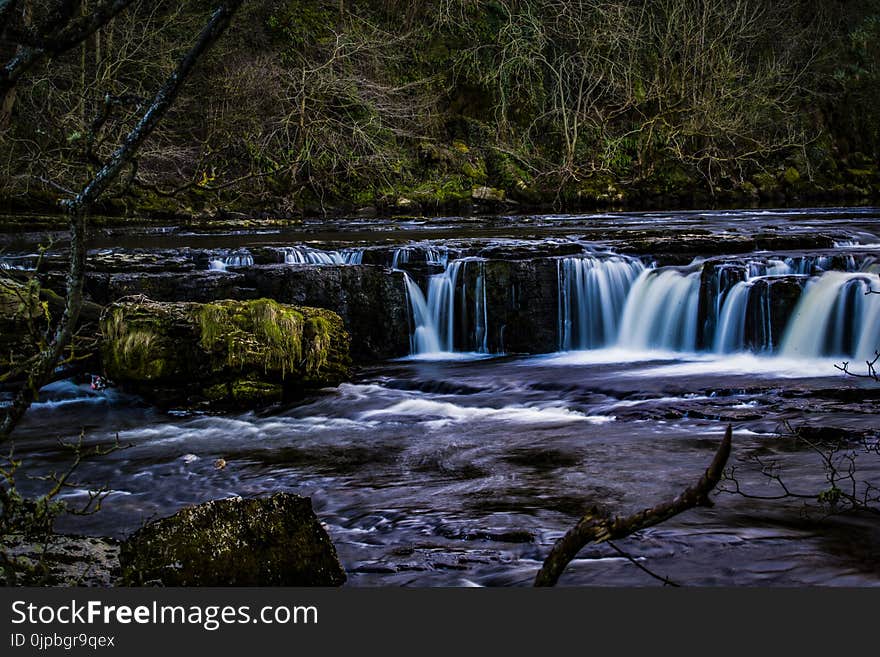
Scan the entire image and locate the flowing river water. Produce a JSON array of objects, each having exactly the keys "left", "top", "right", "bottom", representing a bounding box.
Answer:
[{"left": 4, "top": 207, "right": 880, "bottom": 585}]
